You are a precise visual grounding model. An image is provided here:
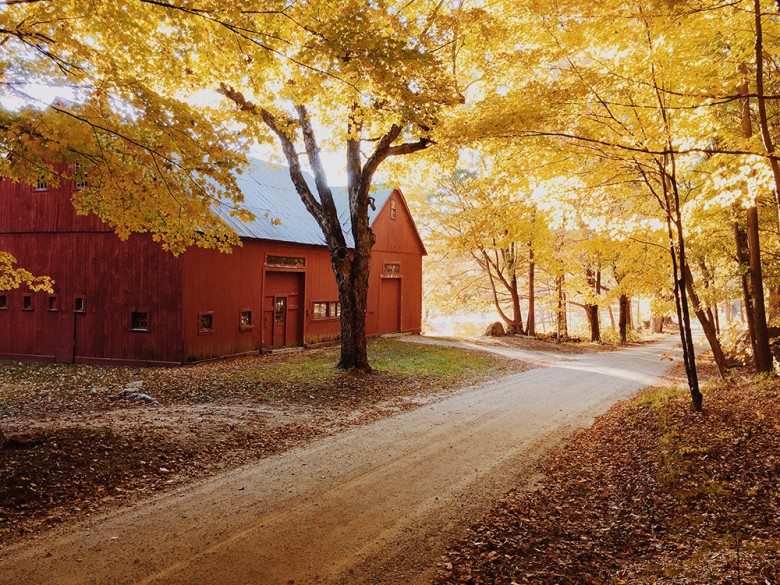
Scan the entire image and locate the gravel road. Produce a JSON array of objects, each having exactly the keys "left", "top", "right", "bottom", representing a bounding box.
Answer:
[{"left": 0, "top": 336, "right": 680, "bottom": 585}]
